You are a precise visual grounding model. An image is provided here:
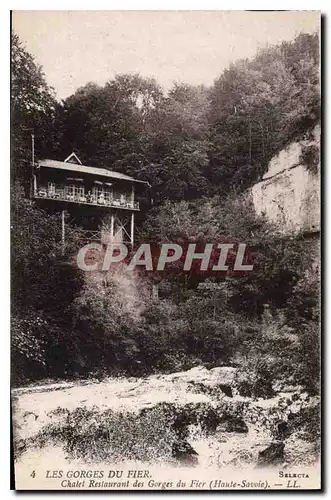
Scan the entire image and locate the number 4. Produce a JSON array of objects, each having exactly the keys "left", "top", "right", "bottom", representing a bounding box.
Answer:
[{"left": 30, "top": 470, "right": 36, "bottom": 478}]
